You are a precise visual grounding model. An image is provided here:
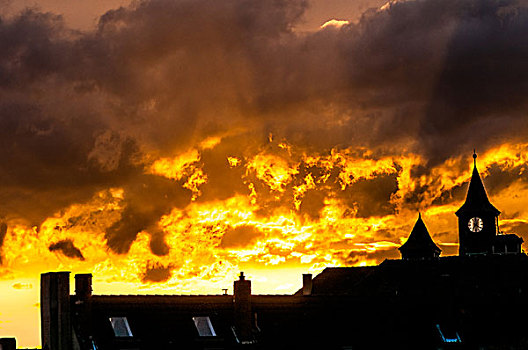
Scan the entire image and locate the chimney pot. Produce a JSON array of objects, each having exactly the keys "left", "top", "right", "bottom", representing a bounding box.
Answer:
[{"left": 75, "top": 273, "right": 92, "bottom": 299}]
